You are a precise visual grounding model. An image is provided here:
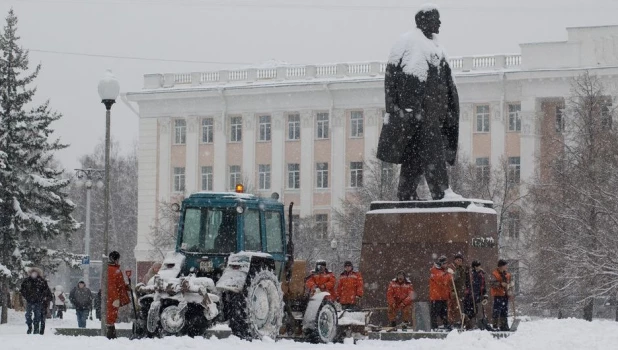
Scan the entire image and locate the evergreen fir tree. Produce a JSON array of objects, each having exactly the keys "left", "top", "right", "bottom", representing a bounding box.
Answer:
[{"left": 0, "top": 9, "right": 79, "bottom": 323}]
